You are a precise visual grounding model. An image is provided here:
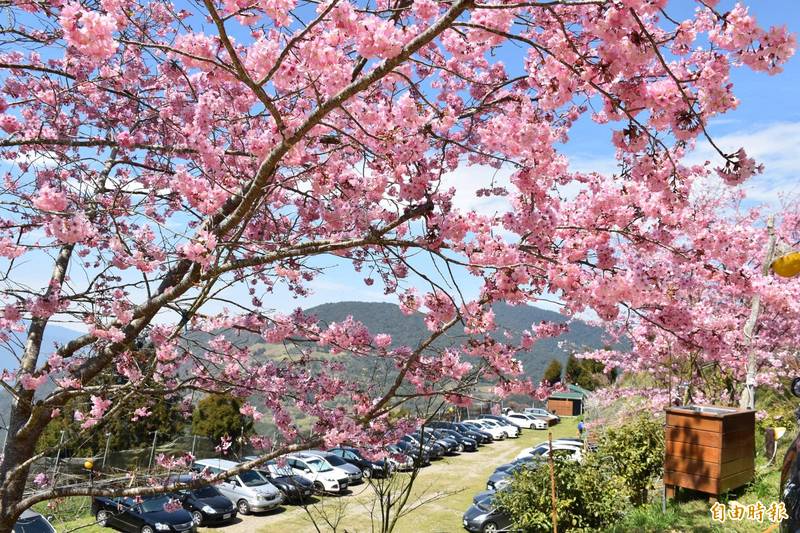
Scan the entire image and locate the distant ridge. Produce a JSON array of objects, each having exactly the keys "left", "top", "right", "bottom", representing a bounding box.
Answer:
[{"left": 304, "top": 301, "right": 617, "bottom": 381}]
